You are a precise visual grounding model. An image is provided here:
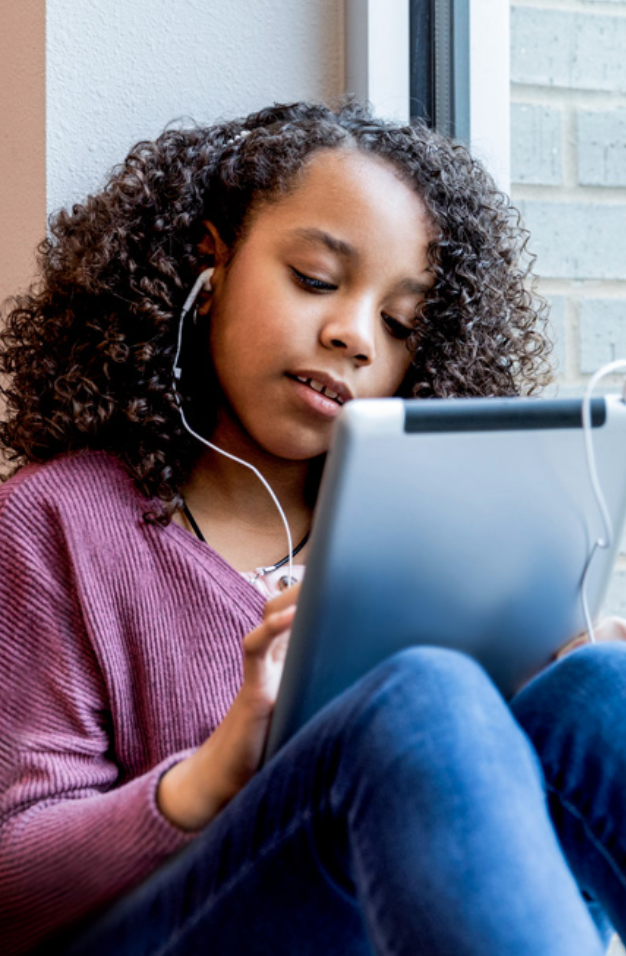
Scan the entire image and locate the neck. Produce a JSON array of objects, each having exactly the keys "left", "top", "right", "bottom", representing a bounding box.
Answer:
[{"left": 181, "top": 426, "right": 319, "bottom": 545}]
